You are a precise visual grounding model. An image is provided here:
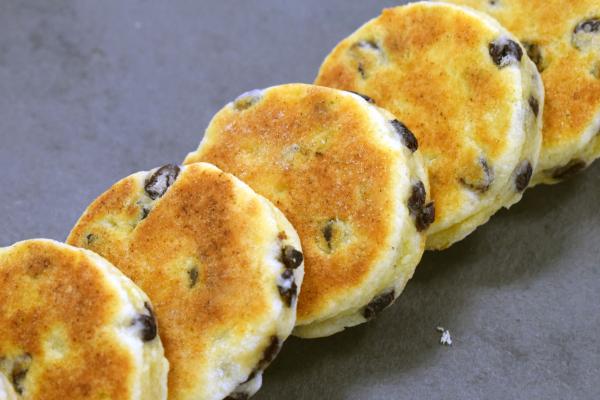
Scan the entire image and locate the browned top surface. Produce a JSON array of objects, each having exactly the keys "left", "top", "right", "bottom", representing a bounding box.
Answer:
[
  {"left": 315, "top": 3, "right": 521, "bottom": 225},
  {"left": 446, "top": 0, "right": 600, "bottom": 151},
  {"left": 0, "top": 240, "right": 133, "bottom": 400},
  {"left": 67, "top": 164, "right": 276, "bottom": 399},
  {"left": 185, "top": 84, "right": 402, "bottom": 322}
]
